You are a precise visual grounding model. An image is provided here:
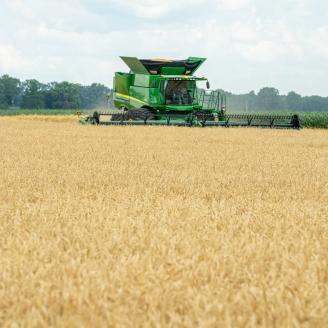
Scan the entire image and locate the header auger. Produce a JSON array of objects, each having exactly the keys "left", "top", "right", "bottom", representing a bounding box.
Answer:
[{"left": 80, "top": 56, "right": 300, "bottom": 129}]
